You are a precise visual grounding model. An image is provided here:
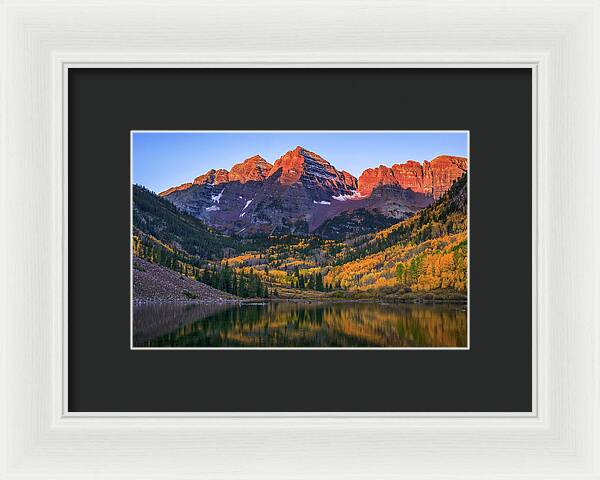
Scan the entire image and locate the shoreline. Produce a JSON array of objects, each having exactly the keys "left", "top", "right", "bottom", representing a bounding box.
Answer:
[{"left": 133, "top": 297, "right": 468, "bottom": 306}]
